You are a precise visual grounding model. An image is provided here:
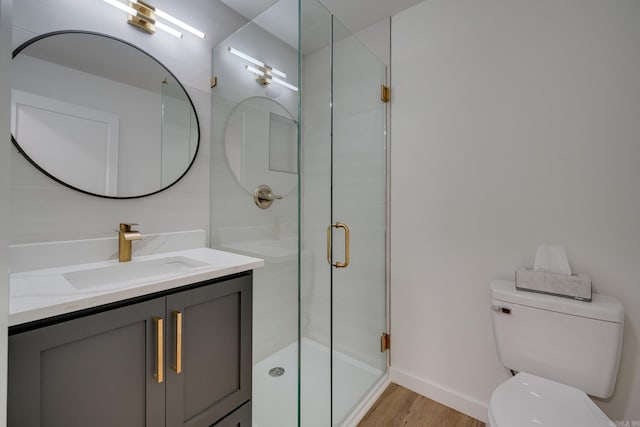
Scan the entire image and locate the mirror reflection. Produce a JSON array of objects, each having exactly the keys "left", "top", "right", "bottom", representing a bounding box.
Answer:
[
  {"left": 224, "top": 96, "right": 297, "bottom": 195},
  {"left": 11, "top": 31, "right": 199, "bottom": 198}
]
